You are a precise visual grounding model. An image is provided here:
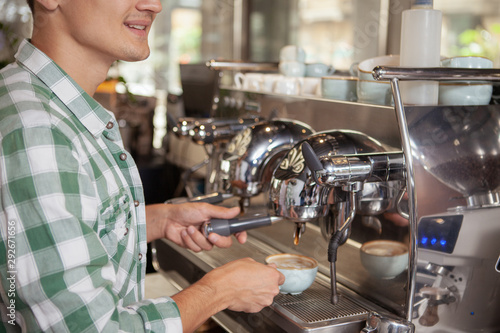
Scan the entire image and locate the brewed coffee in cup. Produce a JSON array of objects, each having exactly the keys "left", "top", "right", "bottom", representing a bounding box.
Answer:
[{"left": 360, "top": 240, "right": 408, "bottom": 279}]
